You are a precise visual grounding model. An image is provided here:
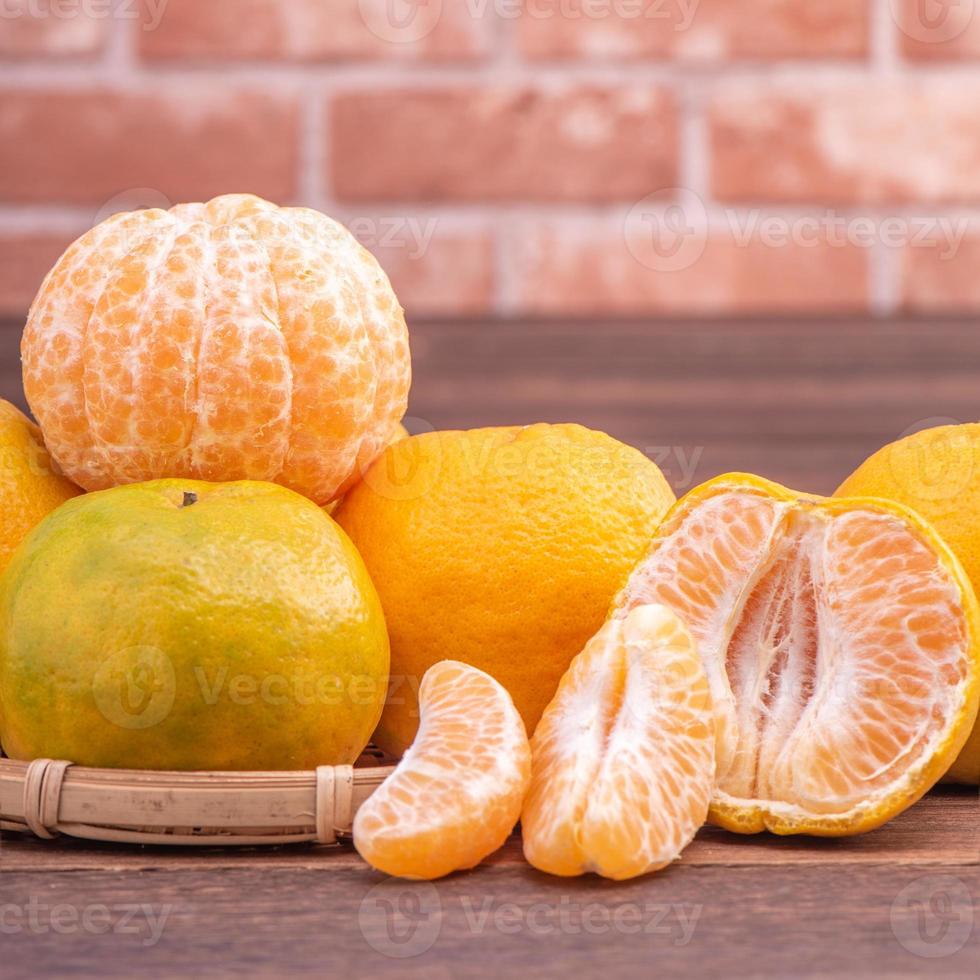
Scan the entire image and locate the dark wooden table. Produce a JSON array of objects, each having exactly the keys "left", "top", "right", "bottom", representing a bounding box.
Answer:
[
  {"left": 1, "top": 317, "right": 979, "bottom": 977},
  {"left": 2, "top": 790, "right": 977, "bottom": 978}
]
